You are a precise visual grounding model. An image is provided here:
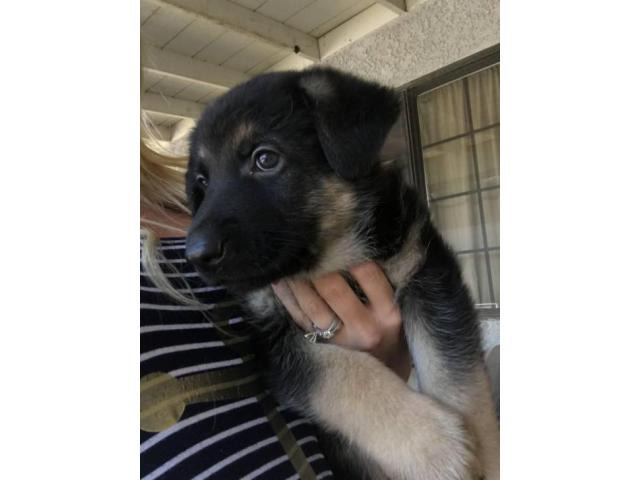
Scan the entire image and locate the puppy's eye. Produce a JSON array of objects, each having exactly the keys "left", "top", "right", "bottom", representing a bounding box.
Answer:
[
  {"left": 196, "top": 174, "right": 209, "bottom": 188},
  {"left": 253, "top": 149, "right": 280, "bottom": 171}
]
